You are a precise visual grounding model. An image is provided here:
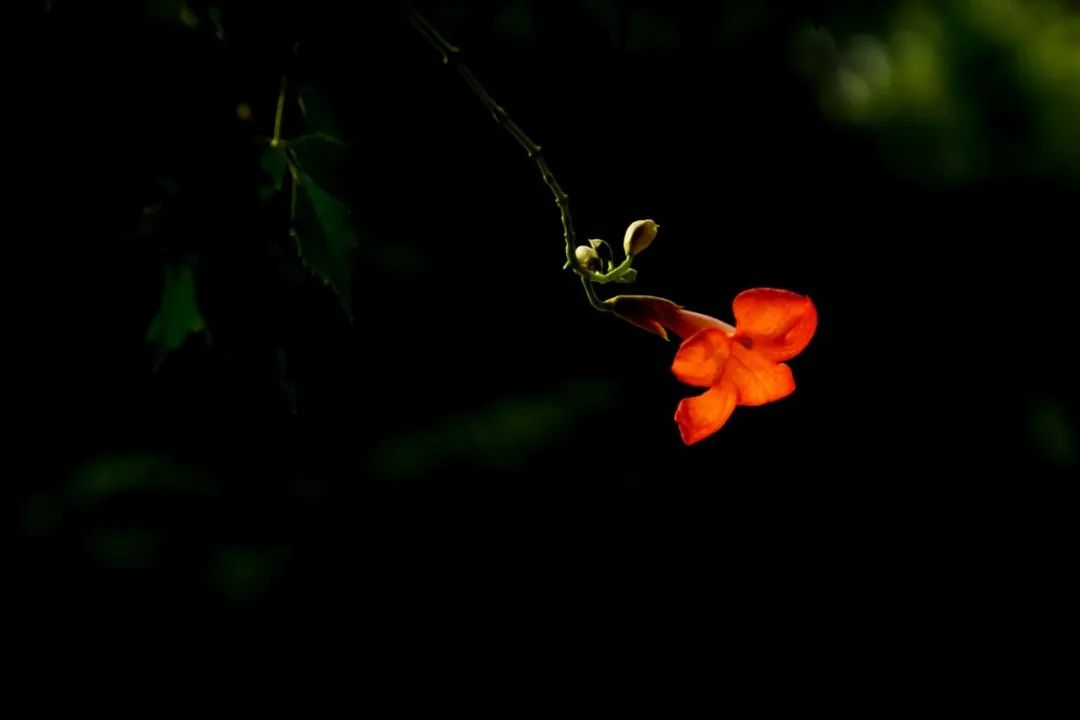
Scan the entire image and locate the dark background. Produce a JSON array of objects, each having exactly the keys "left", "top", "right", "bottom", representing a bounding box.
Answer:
[{"left": 17, "top": 0, "right": 1075, "bottom": 654}]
